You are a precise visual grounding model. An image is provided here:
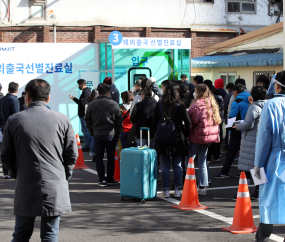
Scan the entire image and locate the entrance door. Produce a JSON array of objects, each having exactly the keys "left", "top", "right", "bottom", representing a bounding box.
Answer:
[{"left": 128, "top": 67, "right": 152, "bottom": 90}]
